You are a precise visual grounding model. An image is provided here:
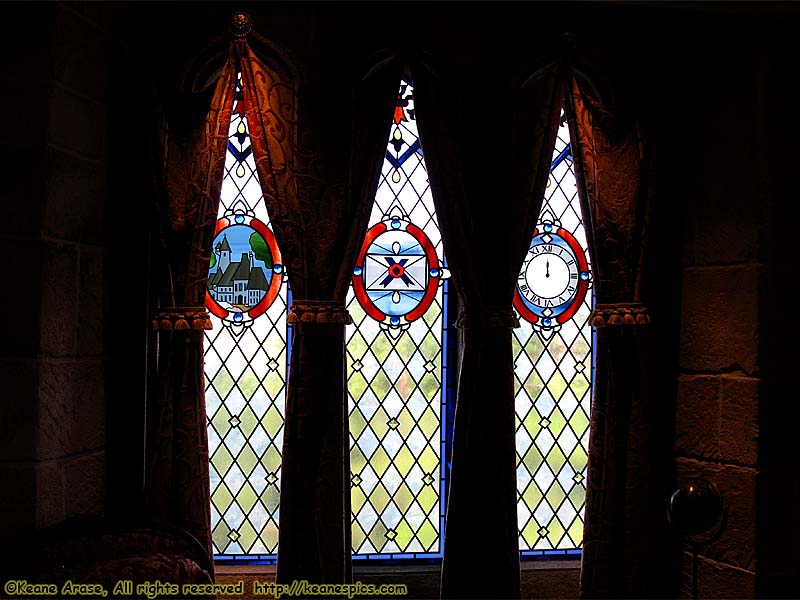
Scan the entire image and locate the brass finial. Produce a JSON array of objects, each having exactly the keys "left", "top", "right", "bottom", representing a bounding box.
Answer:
[{"left": 229, "top": 11, "right": 252, "bottom": 38}]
